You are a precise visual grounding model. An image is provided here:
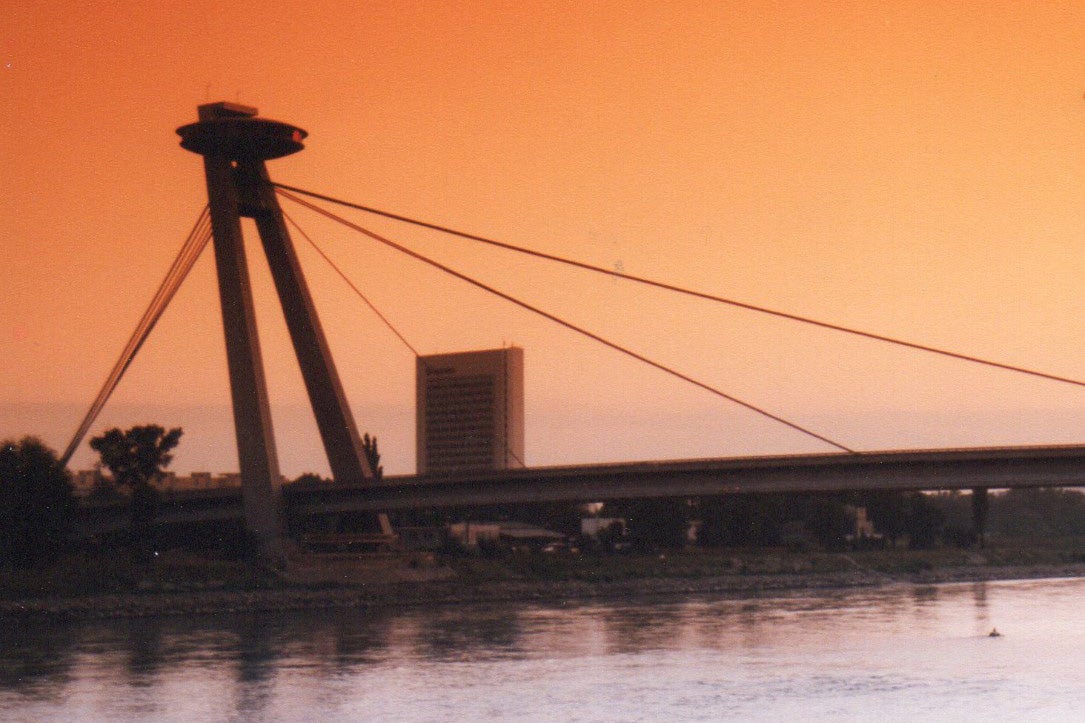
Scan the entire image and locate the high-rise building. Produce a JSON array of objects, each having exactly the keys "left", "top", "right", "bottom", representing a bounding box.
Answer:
[{"left": 416, "top": 347, "right": 524, "bottom": 474}]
